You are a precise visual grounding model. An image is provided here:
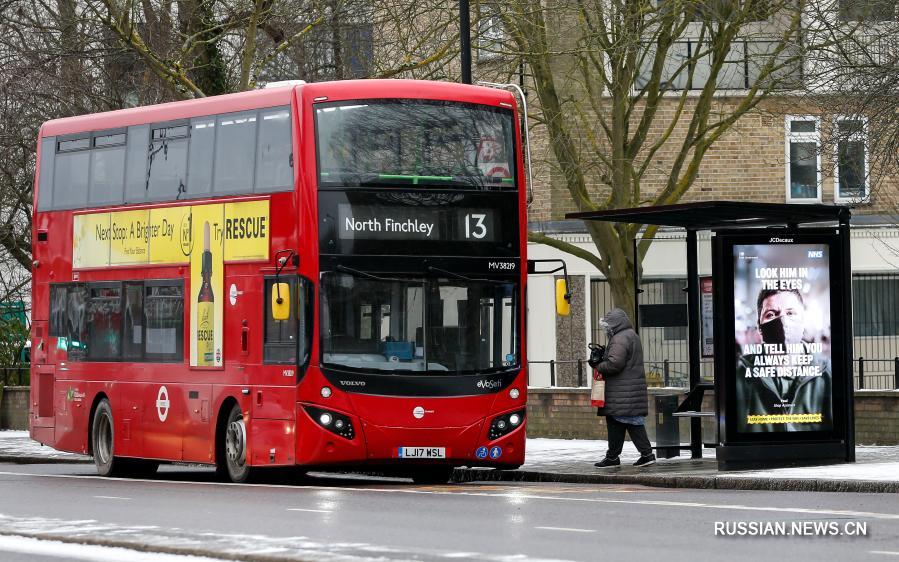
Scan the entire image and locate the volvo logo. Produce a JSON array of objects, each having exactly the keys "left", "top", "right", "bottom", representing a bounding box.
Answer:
[{"left": 339, "top": 380, "right": 366, "bottom": 387}]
